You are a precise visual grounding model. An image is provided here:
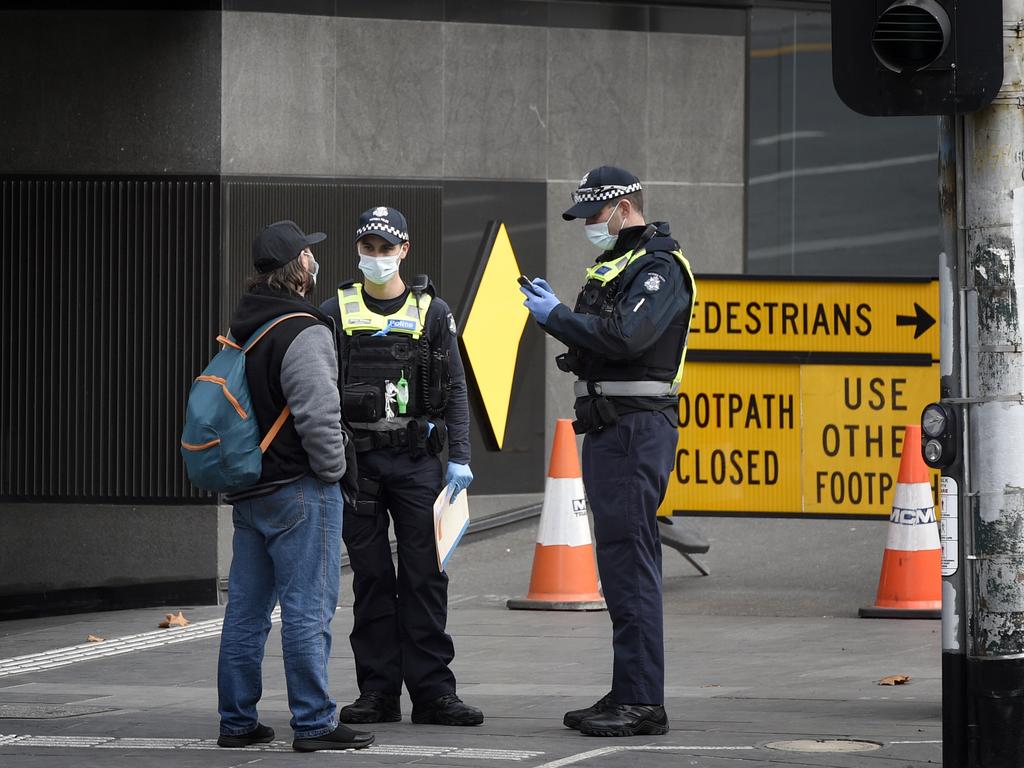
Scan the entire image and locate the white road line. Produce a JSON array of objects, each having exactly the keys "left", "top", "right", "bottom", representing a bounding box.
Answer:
[
  {"left": 0, "top": 734, "right": 543, "bottom": 761},
  {"left": 532, "top": 747, "right": 622, "bottom": 768},
  {"left": 890, "top": 740, "right": 942, "bottom": 744},
  {"left": 0, "top": 608, "right": 281, "bottom": 679}
]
